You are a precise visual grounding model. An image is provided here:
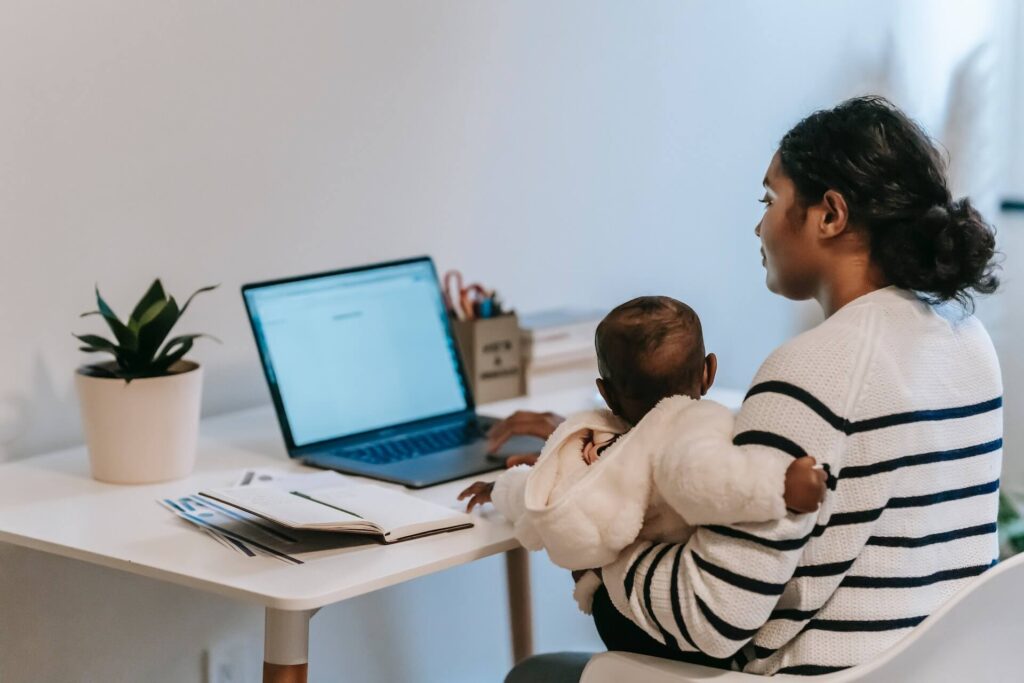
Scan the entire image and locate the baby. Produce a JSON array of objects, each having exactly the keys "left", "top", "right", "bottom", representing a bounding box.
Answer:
[{"left": 459, "top": 296, "right": 825, "bottom": 611}]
